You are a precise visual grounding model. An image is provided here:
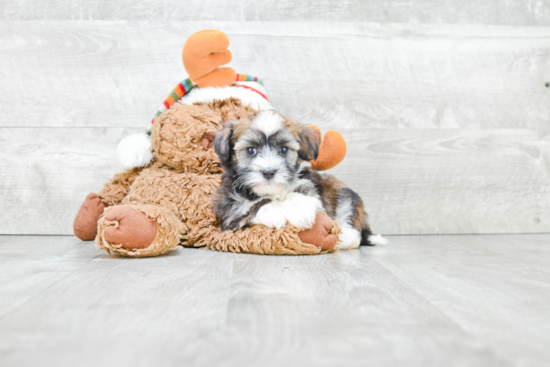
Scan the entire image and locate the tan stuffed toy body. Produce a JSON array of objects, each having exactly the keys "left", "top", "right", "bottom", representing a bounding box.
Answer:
[
  {"left": 75, "top": 100, "right": 340, "bottom": 256},
  {"left": 73, "top": 29, "right": 348, "bottom": 257}
]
